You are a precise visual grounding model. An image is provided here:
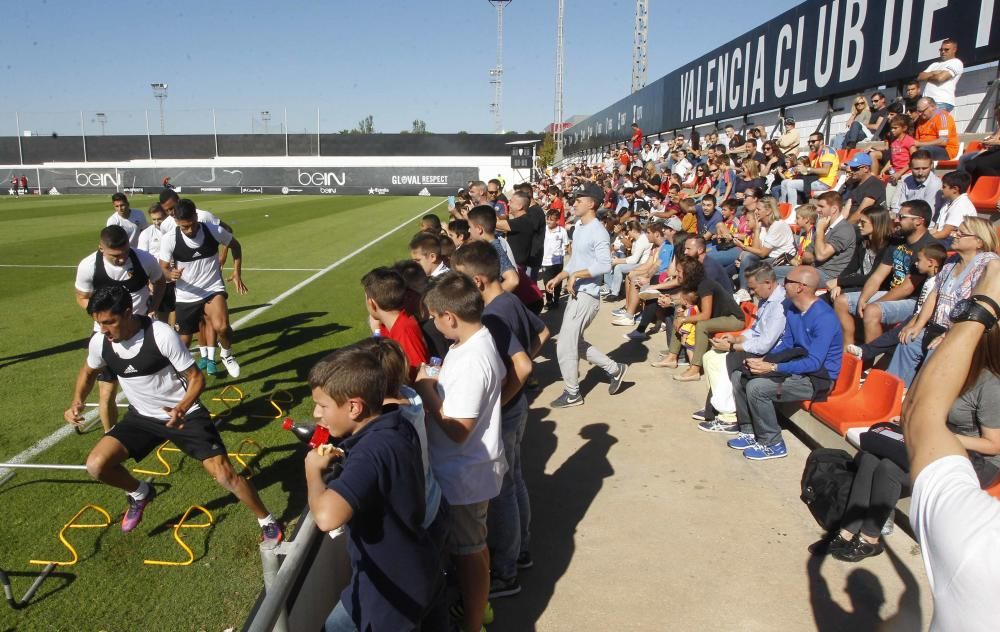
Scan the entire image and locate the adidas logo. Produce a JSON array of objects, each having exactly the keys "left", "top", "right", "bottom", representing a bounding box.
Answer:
[{"left": 123, "top": 365, "right": 139, "bottom": 375}]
